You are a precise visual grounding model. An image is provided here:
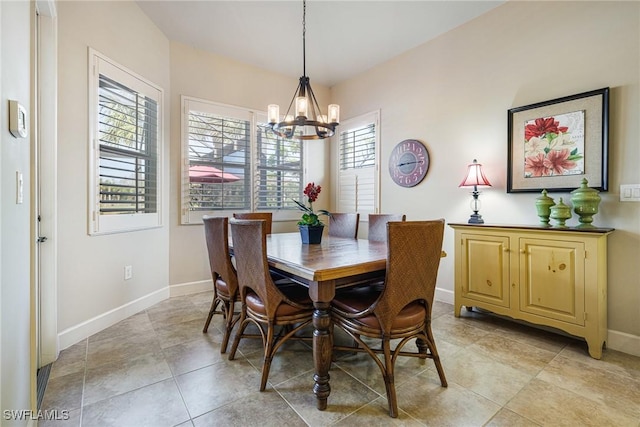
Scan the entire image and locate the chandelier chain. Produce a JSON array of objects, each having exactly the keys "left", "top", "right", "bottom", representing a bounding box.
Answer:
[{"left": 302, "top": 0, "right": 306, "bottom": 77}]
